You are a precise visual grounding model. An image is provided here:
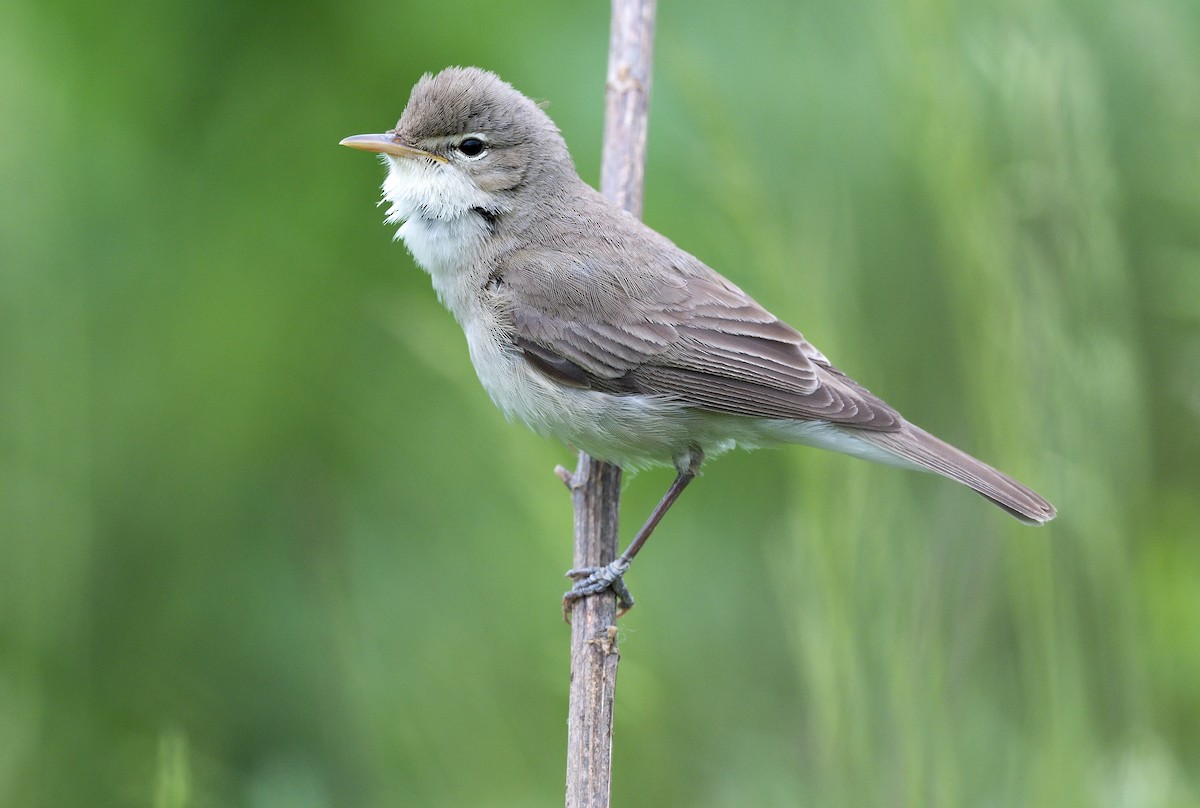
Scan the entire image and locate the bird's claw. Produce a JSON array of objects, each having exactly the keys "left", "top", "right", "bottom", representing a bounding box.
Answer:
[{"left": 562, "top": 559, "right": 634, "bottom": 622}]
